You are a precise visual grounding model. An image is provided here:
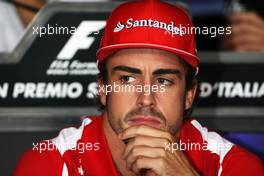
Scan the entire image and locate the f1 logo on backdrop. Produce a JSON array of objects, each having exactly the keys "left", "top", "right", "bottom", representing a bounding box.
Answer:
[
  {"left": 46, "top": 21, "right": 106, "bottom": 76},
  {"left": 57, "top": 21, "right": 106, "bottom": 60}
]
